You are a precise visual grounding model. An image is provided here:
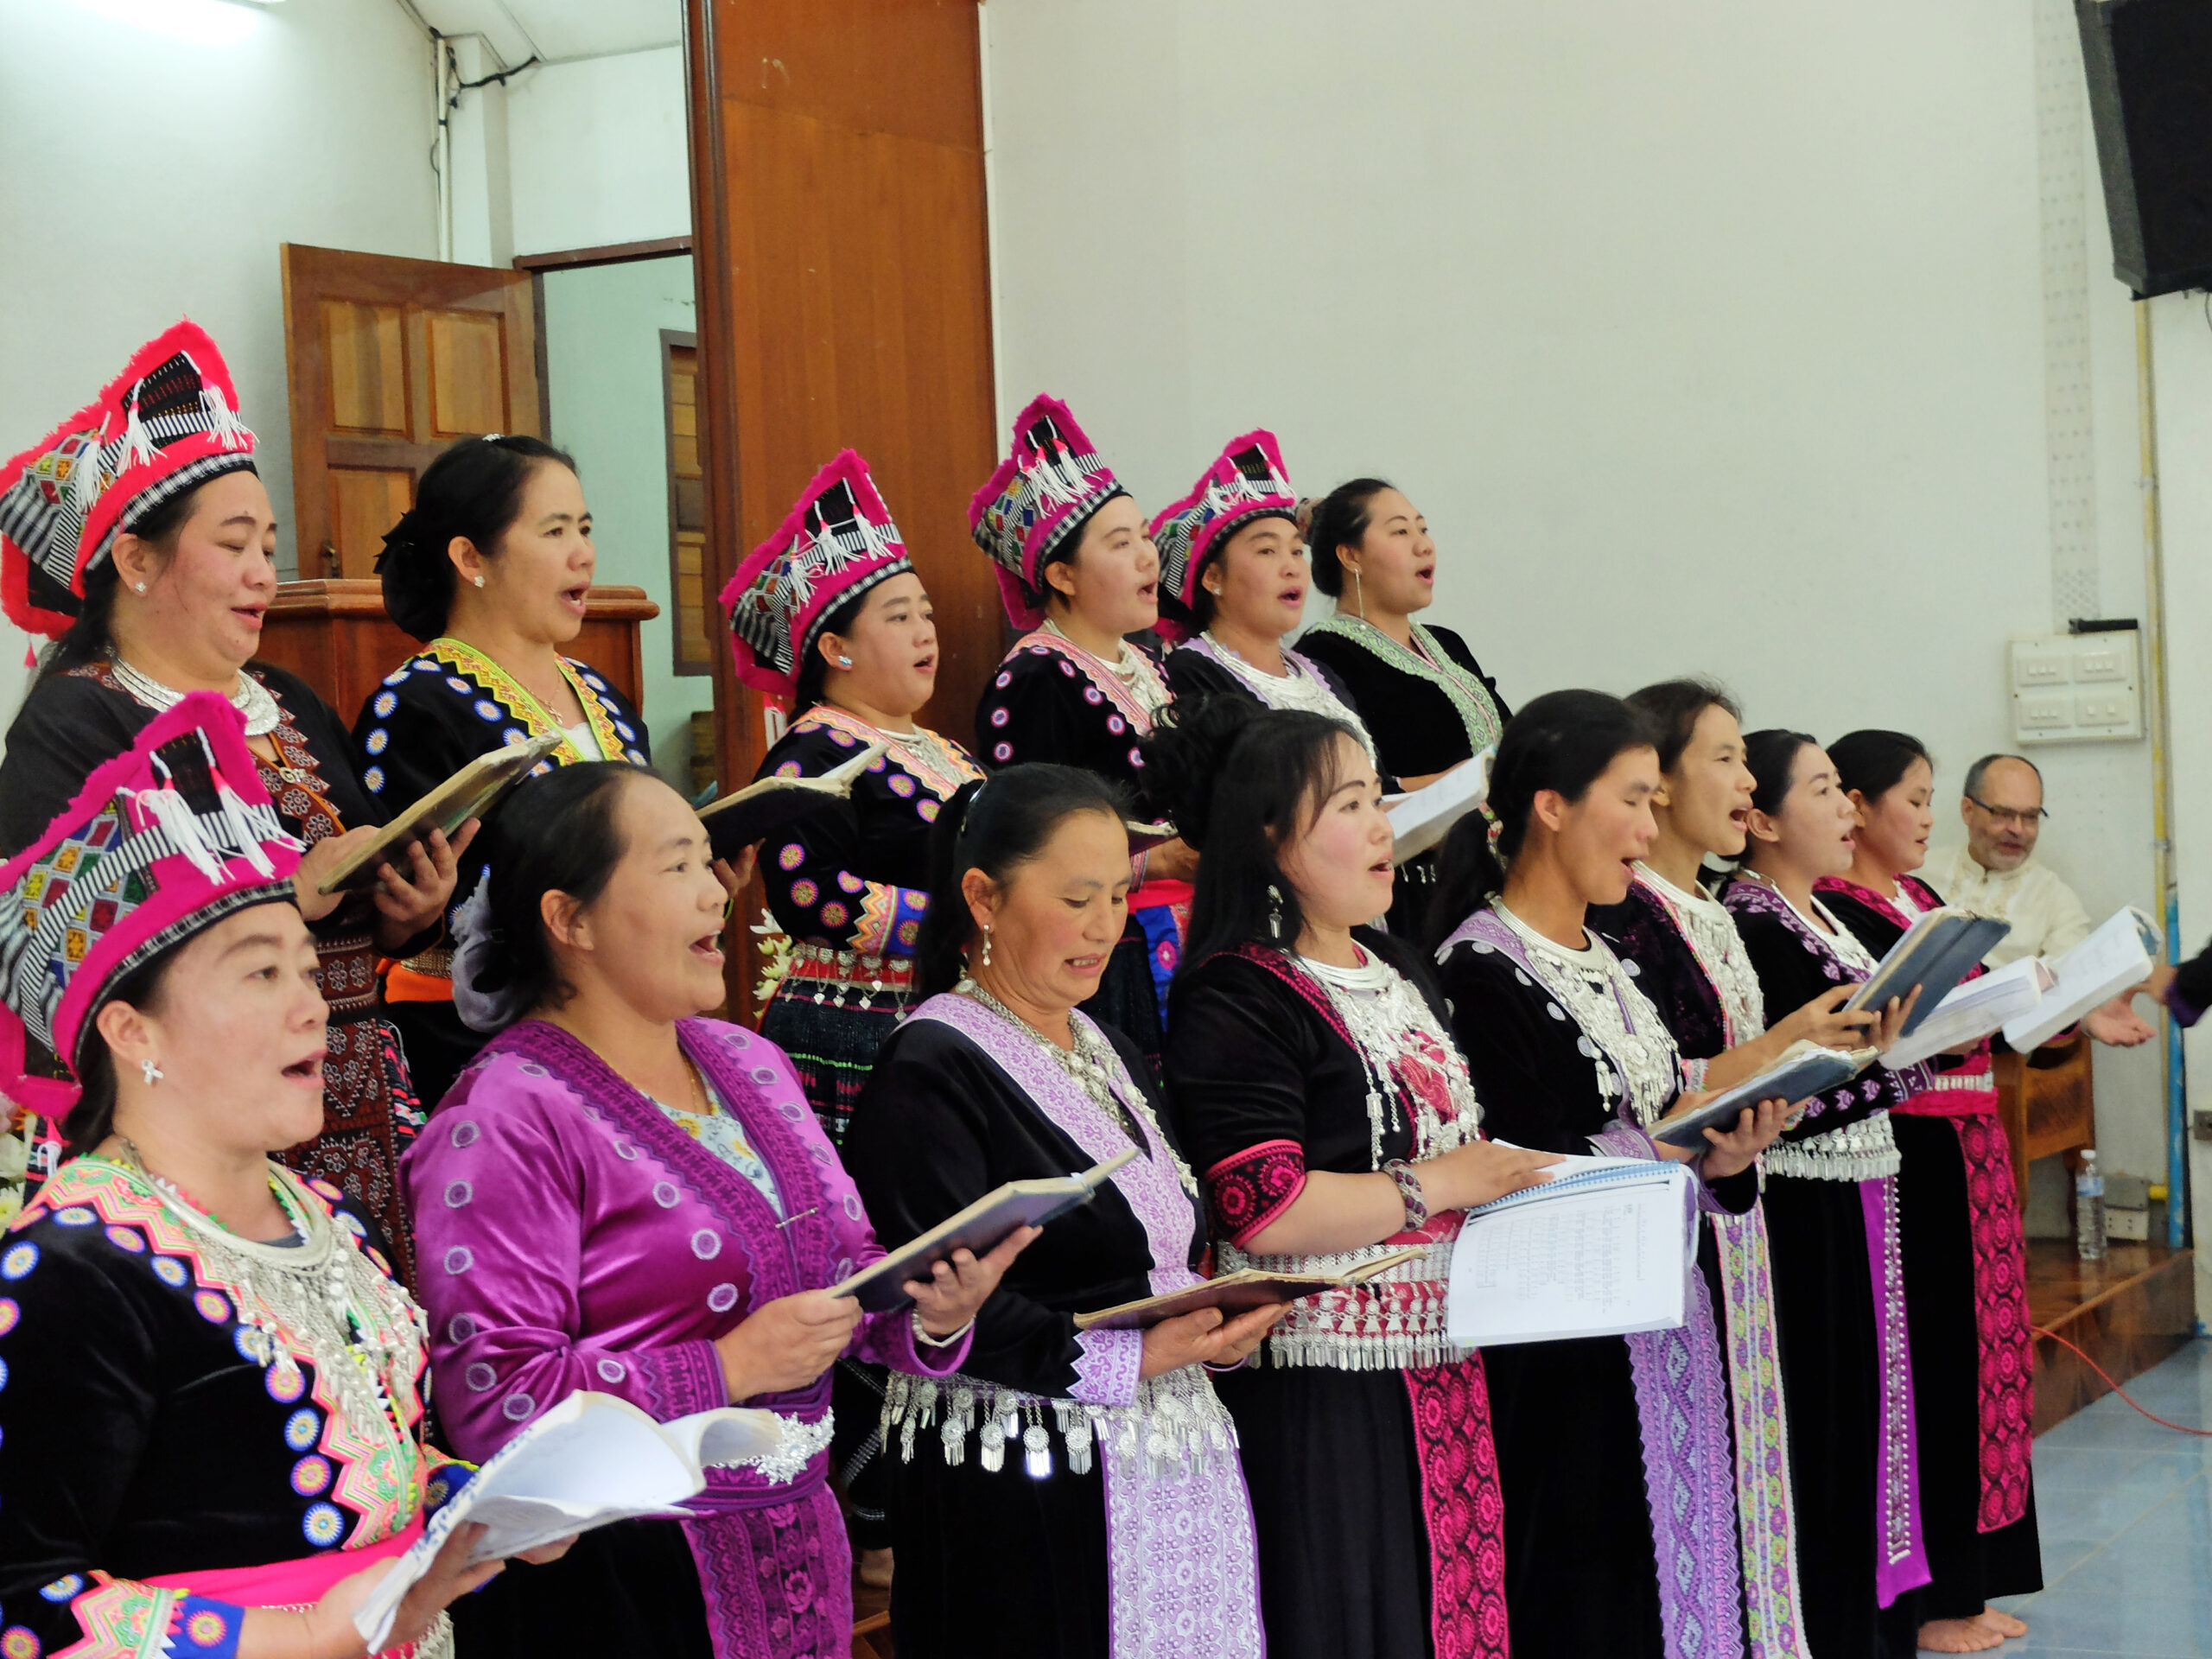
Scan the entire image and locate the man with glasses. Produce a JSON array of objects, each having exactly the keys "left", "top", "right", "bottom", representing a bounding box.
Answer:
[{"left": 1929, "top": 753, "right": 2155, "bottom": 1043}]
